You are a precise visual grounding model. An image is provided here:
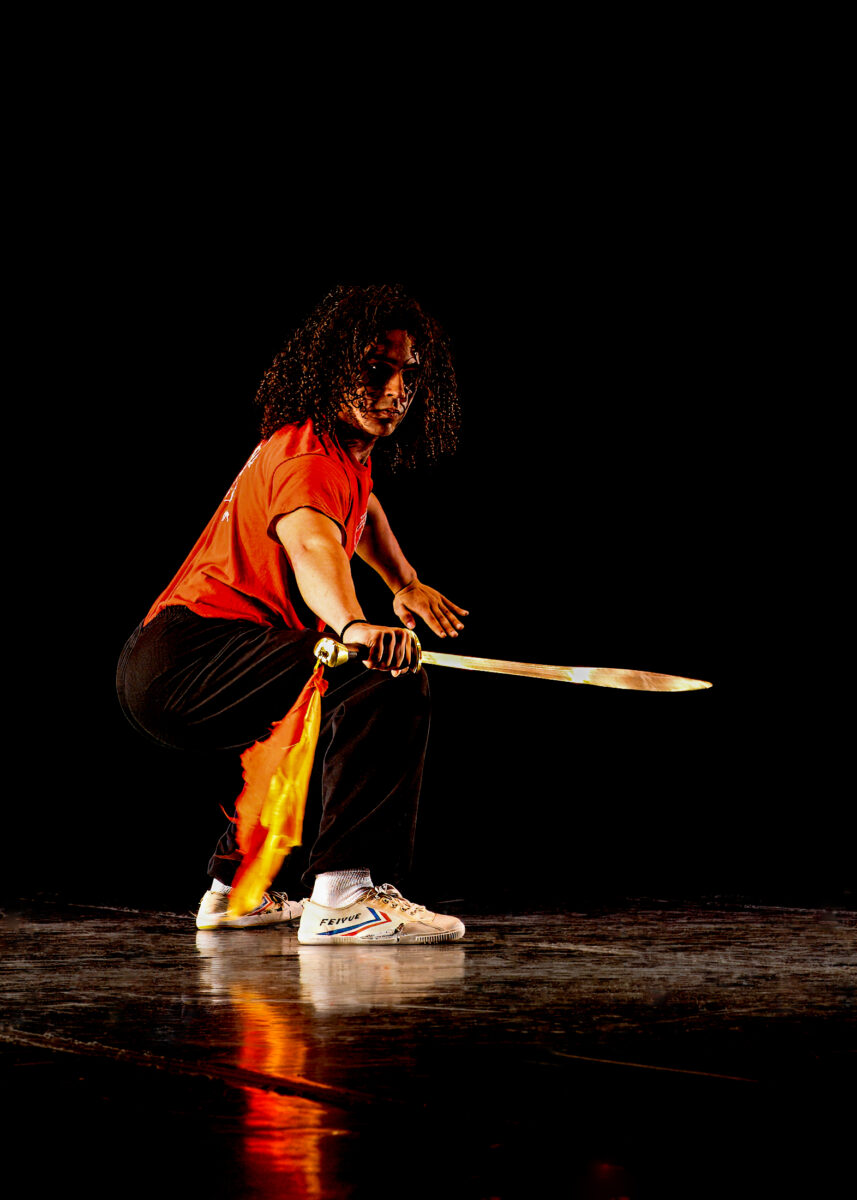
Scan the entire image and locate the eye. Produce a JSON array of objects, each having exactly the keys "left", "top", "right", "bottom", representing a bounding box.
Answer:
[
  {"left": 360, "top": 360, "right": 420, "bottom": 399},
  {"left": 364, "top": 362, "right": 391, "bottom": 387}
]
